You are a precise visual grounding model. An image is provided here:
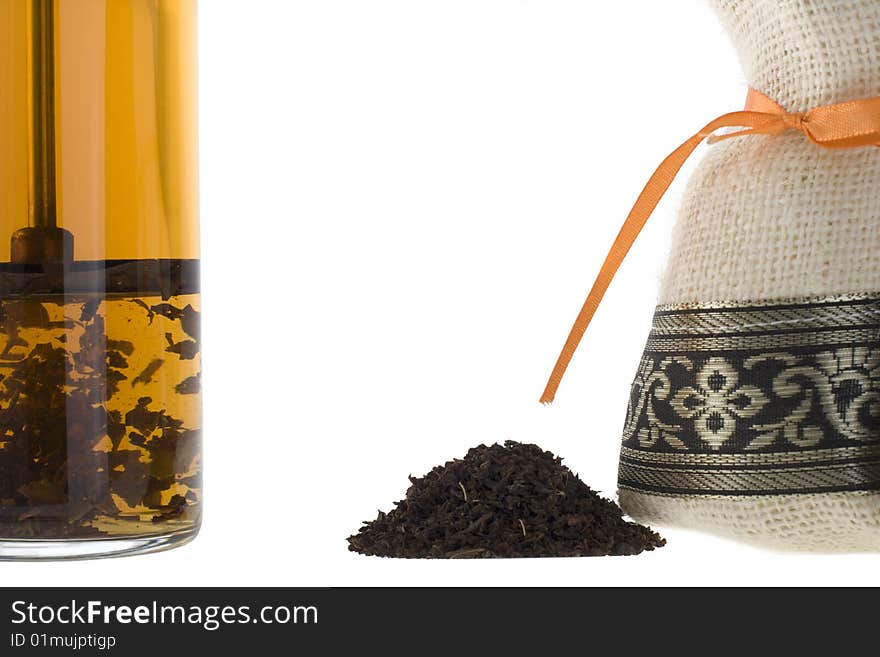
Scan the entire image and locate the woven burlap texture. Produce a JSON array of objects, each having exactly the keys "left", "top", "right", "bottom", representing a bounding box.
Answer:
[
  {"left": 619, "top": 0, "right": 880, "bottom": 551},
  {"left": 660, "top": 0, "right": 880, "bottom": 305}
]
